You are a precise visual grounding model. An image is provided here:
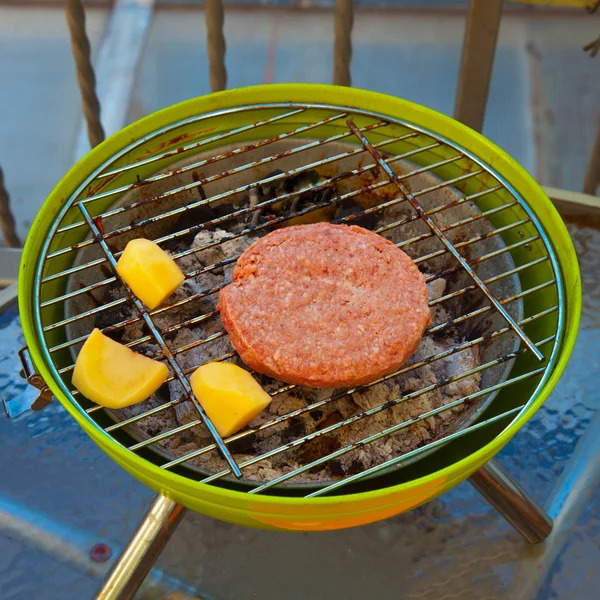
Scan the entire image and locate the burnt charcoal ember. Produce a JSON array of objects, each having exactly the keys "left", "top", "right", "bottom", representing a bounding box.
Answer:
[
  {"left": 94, "top": 282, "right": 144, "bottom": 344},
  {"left": 161, "top": 201, "right": 218, "bottom": 252},
  {"left": 335, "top": 197, "right": 379, "bottom": 230},
  {"left": 279, "top": 417, "right": 307, "bottom": 444},
  {"left": 154, "top": 383, "right": 171, "bottom": 405},
  {"left": 245, "top": 170, "right": 336, "bottom": 227},
  {"left": 228, "top": 435, "right": 256, "bottom": 455},
  {"left": 212, "top": 202, "right": 236, "bottom": 219},
  {"left": 297, "top": 433, "right": 342, "bottom": 474}
]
